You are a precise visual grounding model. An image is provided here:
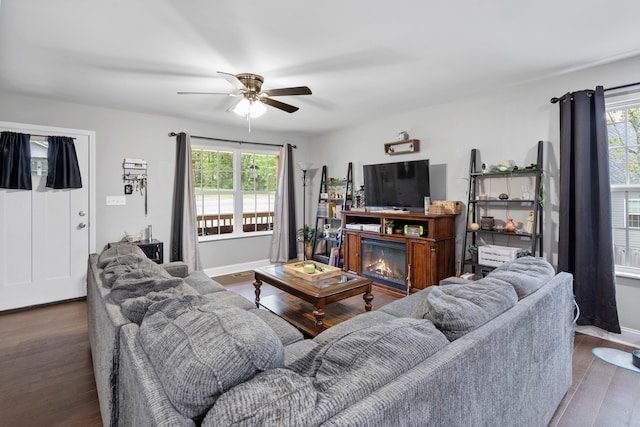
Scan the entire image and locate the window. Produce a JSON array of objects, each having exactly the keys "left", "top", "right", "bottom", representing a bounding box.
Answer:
[
  {"left": 30, "top": 138, "right": 49, "bottom": 176},
  {"left": 192, "top": 146, "right": 278, "bottom": 238},
  {"left": 608, "top": 101, "right": 640, "bottom": 269}
]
